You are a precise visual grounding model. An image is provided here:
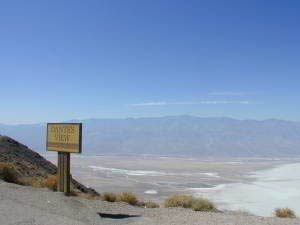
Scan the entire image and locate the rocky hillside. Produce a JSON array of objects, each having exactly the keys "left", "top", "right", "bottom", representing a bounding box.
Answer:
[{"left": 0, "top": 135, "right": 98, "bottom": 195}]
